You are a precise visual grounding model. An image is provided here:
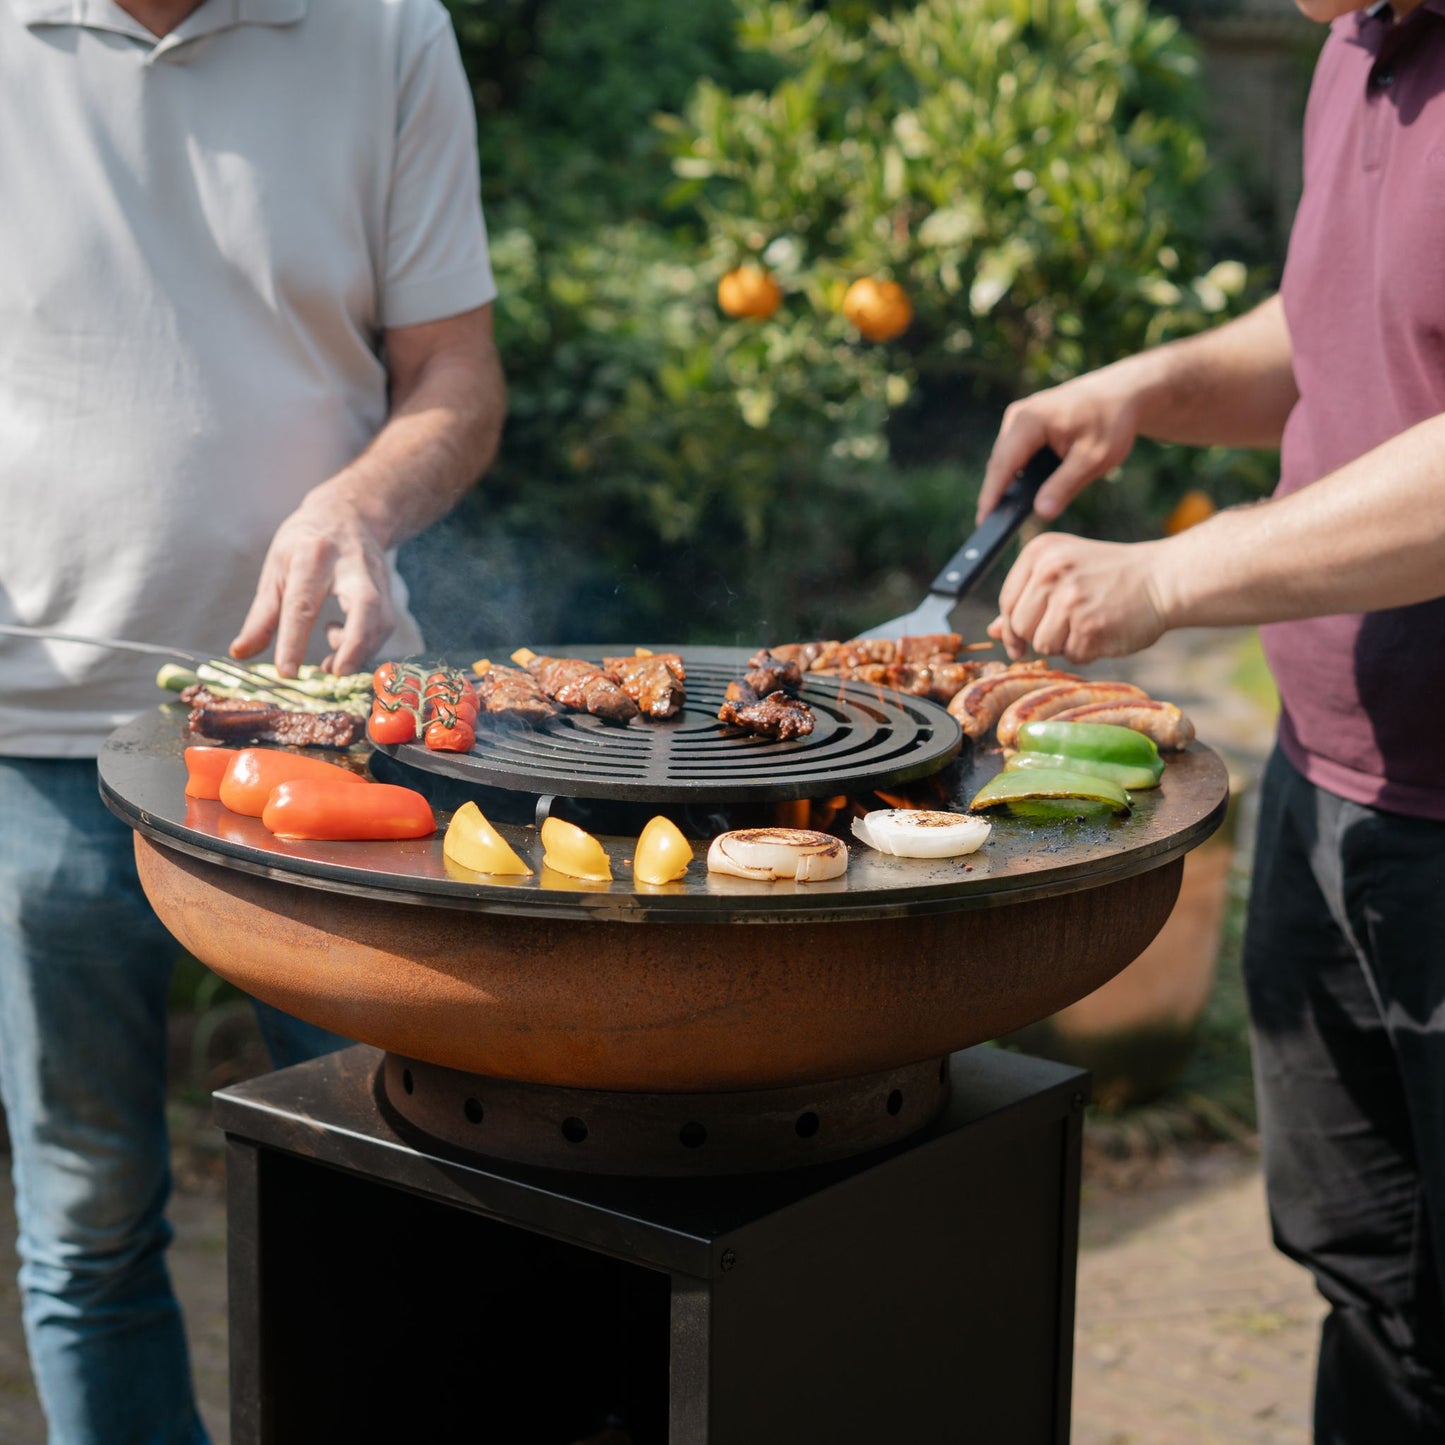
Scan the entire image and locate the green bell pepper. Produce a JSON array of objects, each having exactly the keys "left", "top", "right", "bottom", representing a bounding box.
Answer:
[
  {"left": 1005, "top": 750, "right": 1161, "bottom": 793},
  {"left": 968, "top": 766, "right": 1131, "bottom": 817},
  {"left": 1014, "top": 720, "right": 1164, "bottom": 782}
]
